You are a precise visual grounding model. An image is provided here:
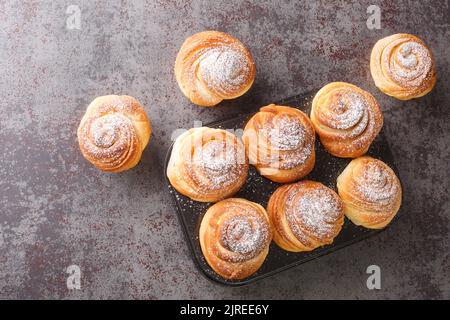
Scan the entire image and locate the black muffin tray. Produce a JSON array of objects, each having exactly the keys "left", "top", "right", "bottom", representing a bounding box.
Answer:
[{"left": 165, "top": 90, "right": 400, "bottom": 286}]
